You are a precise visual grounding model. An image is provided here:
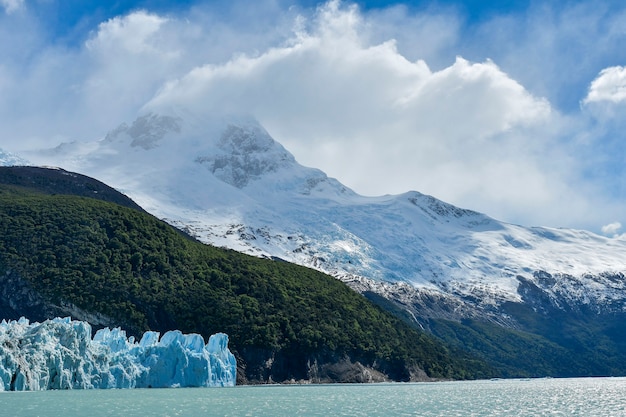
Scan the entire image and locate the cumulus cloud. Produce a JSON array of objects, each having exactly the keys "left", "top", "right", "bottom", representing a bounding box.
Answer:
[
  {"left": 0, "top": 2, "right": 301, "bottom": 146},
  {"left": 86, "top": 11, "right": 168, "bottom": 55},
  {"left": 147, "top": 1, "right": 586, "bottom": 226},
  {"left": 79, "top": 11, "right": 179, "bottom": 128},
  {"left": 602, "top": 221, "right": 622, "bottom": 236},
  {"left": 583, "top": 66, "right": 626, "bottom": 104},
  {"left": 601, "top": 222, "right": 626, "bottom": 240},
  {"left": 1, "top": 0, "right": 24, "bottom": 14},
  {"left": 151, "top": 1, "right": 550, "bottom": 147}
]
